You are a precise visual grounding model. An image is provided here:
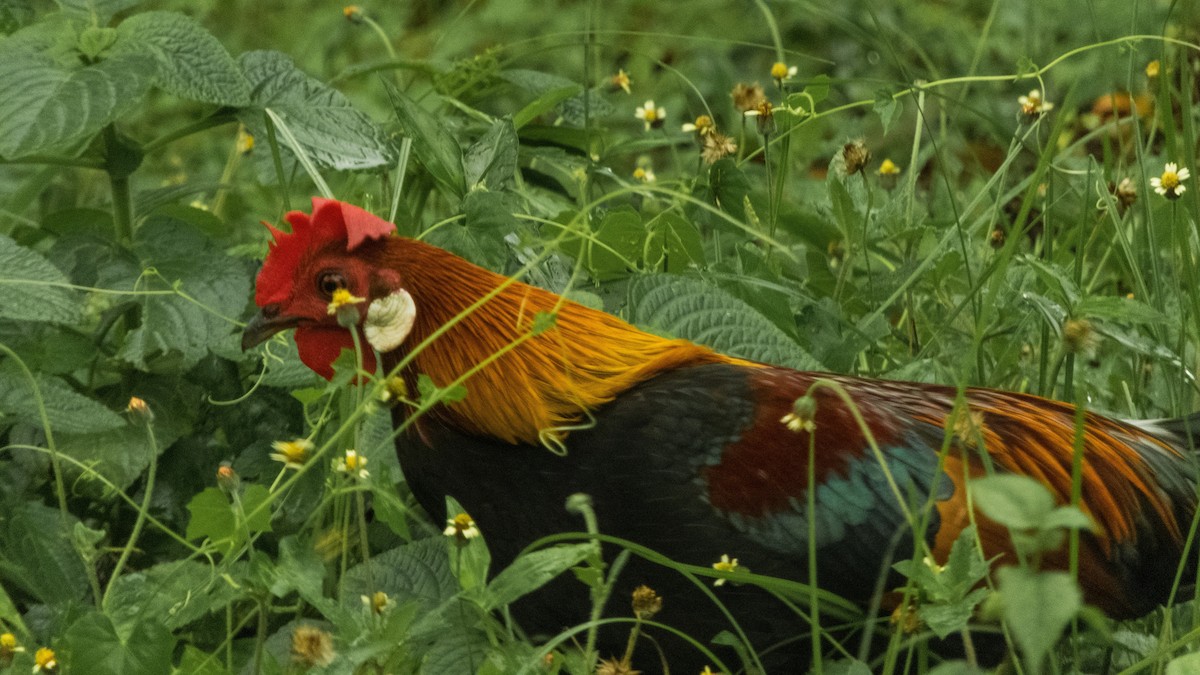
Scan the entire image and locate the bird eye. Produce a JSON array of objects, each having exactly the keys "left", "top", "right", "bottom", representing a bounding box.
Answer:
[{"left": 317, "top": 272, "right": 347, "bottom": 298}]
